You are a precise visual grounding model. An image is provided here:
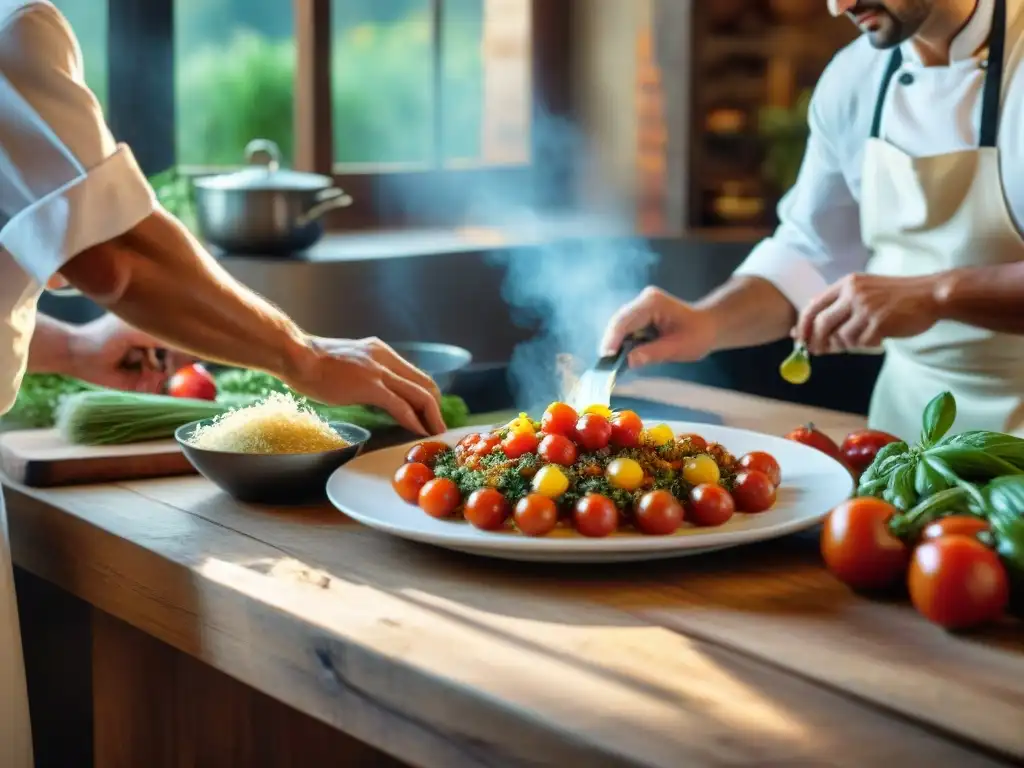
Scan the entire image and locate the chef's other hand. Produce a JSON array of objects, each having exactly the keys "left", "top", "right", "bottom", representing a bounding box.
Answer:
[
  {"left": 794, "top": 273, "right": 940, "bottom": 355},
  {"left": 68, "top": 314, "right": 193, "bottom": 392},
  {"left": 600, "top": 287, "right": 717, "bottom": 367},
  {"left": 287, "top": 337, "right": 445, "bottom": 436}
]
